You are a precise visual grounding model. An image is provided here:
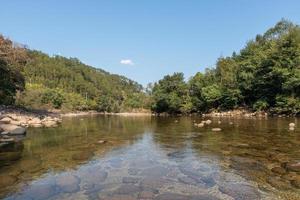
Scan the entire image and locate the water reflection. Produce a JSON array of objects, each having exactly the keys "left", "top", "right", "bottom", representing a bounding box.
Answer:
[{"left": 0, "top": 116, "right": 299, "bottom": 199}]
